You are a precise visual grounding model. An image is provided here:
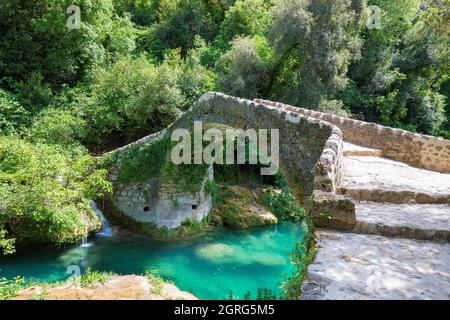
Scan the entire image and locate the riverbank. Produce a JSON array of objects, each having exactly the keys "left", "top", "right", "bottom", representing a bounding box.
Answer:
[{"left": 11, "top": 274, "right": 196, "bottom": 300}]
